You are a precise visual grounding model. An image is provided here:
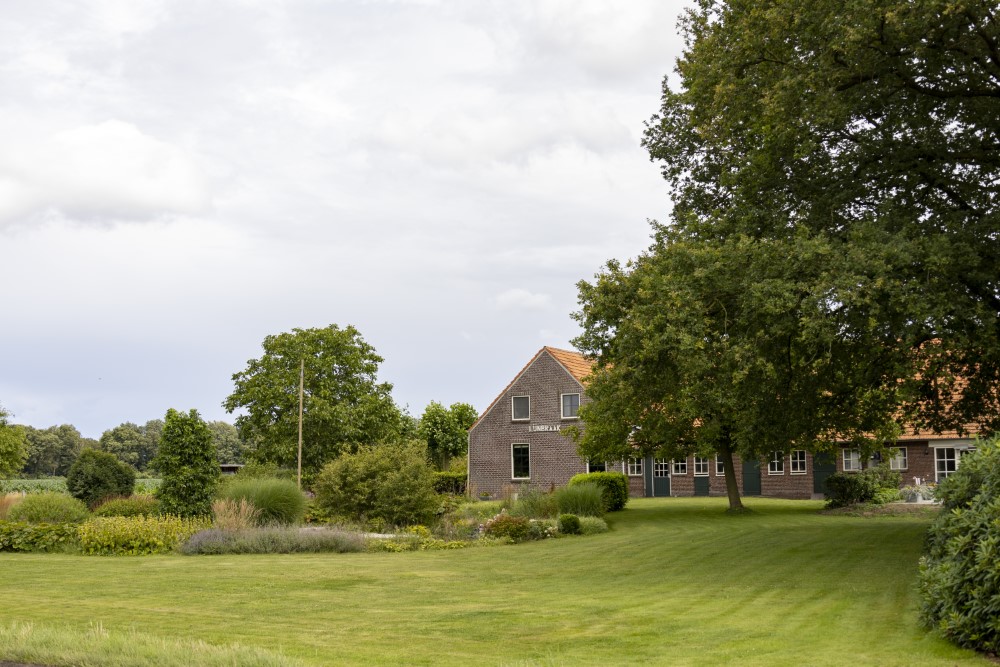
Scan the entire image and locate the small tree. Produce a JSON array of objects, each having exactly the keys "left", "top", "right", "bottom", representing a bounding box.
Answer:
[
  {"left": 0, "top": 406, "right": 28, "bottom": 478},
  {"left": 155, "top": 409, "right": 219, "bottom": 517},
  {"left": 66, "top": 449, "right": 136, "bottom": 507},
  {"left": 313, "top": 441, "right": 438, "bottom": 527},
  {"left": 418, "top": 401, "right": 478, "bottom": 470}
]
